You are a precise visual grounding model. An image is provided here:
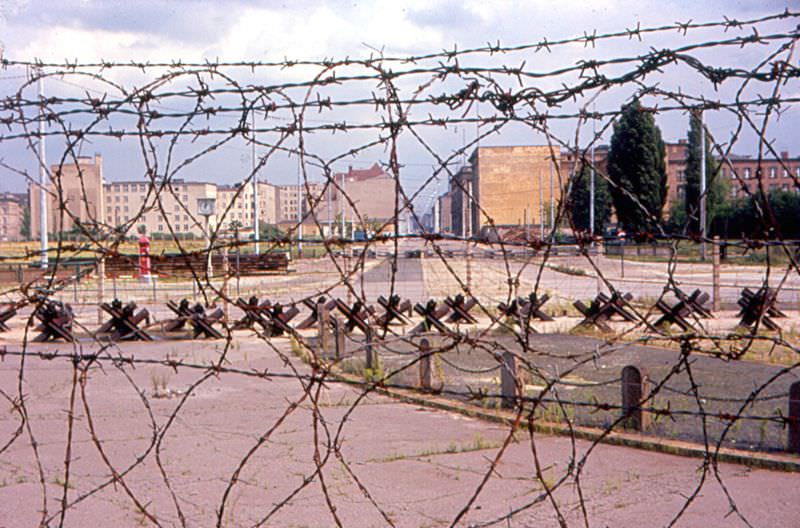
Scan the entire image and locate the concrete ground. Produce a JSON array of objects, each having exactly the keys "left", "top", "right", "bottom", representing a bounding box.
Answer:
[{"left": 0, "top": 336, "right": 798, "bottom": 527}]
